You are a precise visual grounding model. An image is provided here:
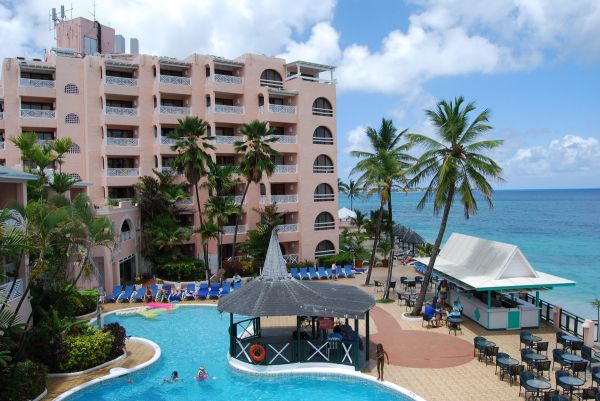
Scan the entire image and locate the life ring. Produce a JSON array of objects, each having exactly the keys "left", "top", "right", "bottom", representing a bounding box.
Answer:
[{"left": 249, "top": 343, "right": 266, "bottom": 363}]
